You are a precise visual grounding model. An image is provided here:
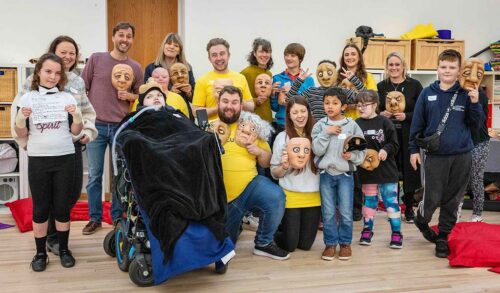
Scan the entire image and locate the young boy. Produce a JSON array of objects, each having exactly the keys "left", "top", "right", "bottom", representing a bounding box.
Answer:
[
  {"left": 312, "top": 87, "right": 366, "bottom": 261},
  {"left": 409, "top": 49, "right": 484, "bottom": 258}
]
